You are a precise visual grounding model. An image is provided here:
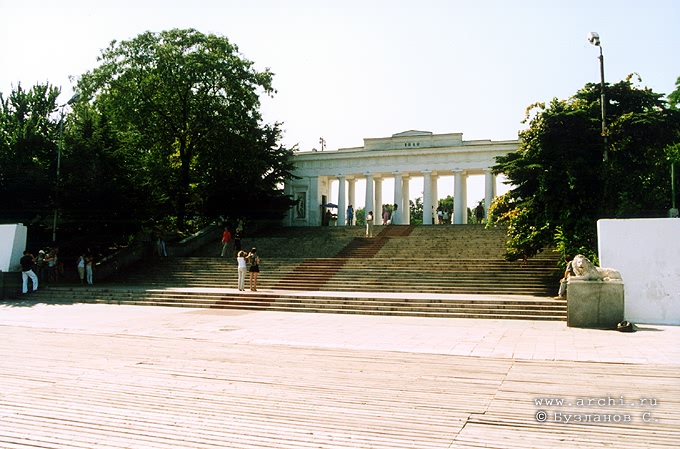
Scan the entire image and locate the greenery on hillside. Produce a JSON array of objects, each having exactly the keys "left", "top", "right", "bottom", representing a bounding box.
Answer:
[
  {"left": 0, "top": 29, "right": 297, "bottom": 252},
  {"left": 490, "top": 75, "right": 680, "bottom": 264}
]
